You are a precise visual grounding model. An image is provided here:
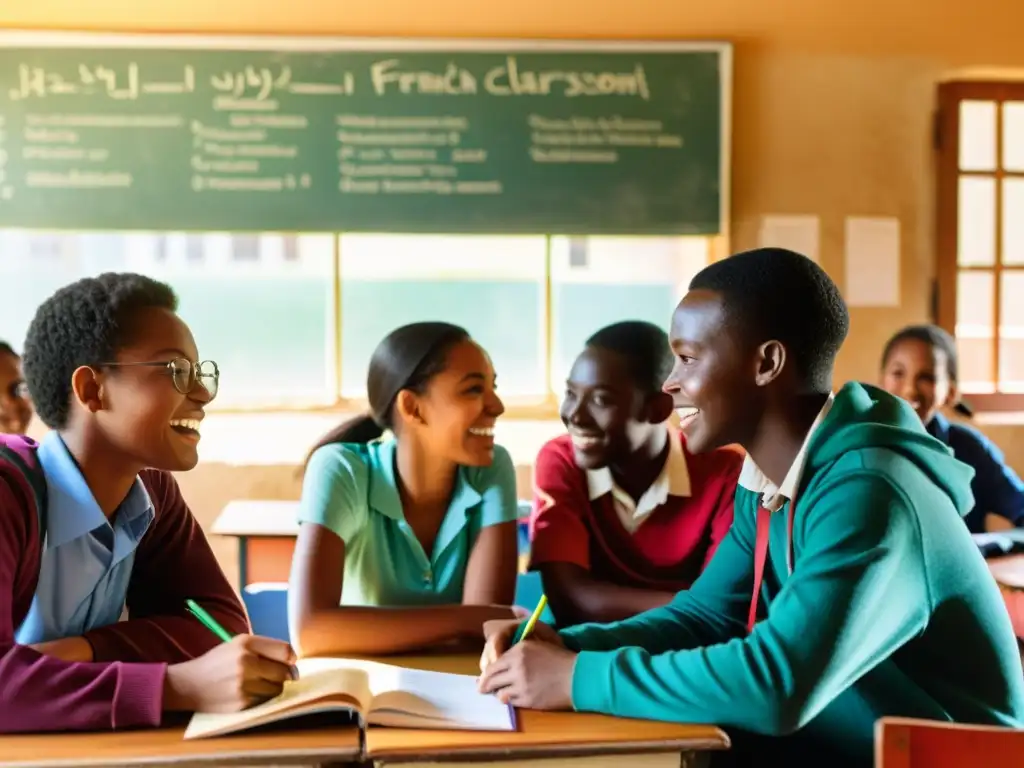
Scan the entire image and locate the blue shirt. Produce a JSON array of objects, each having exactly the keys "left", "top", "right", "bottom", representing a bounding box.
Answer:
[
  {"left": 15, "top": 433, "right": 154, "bottom": 644},
  {"left": 297, "top": 438, "right": 518, "bottom": 606},
  {"left": 927, "top": 413, "right": 1024, "bottom": 533}
]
